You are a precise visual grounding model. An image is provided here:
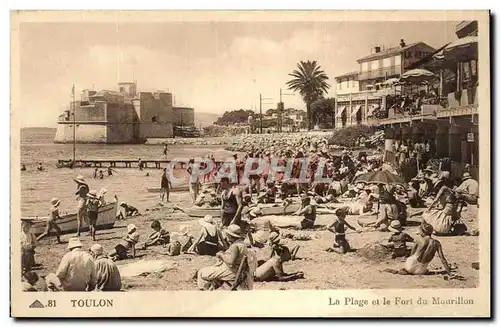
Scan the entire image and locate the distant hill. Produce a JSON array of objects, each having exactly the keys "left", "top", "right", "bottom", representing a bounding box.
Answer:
[{"left": 194, "top": 112, "right": 220, "bottom": 127}]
